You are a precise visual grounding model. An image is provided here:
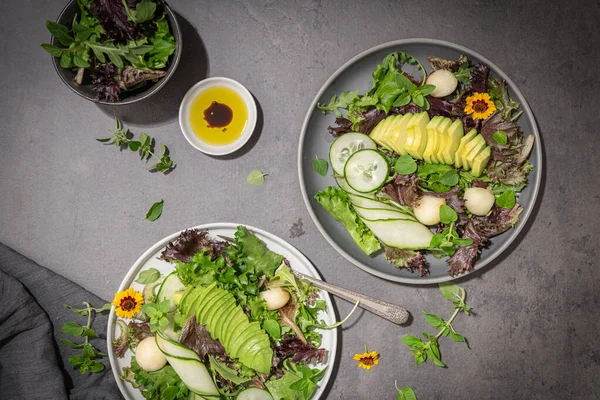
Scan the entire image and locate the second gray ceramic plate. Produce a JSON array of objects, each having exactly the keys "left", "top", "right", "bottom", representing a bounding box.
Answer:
[{"left": 298, "top": 39, "right": 542, "bottom": 284}]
